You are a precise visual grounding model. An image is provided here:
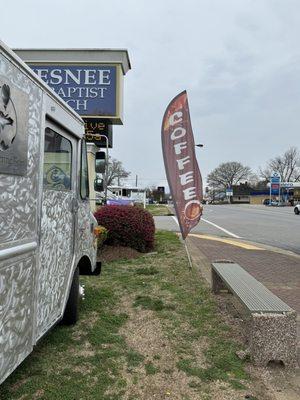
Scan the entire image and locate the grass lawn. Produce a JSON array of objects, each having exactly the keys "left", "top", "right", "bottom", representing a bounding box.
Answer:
[
  {"left": 146, "top": 204, "right": 173, "bottom": 216},
  {"left": 0, "top": 231, "right": 266, "bottom": 400}
]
